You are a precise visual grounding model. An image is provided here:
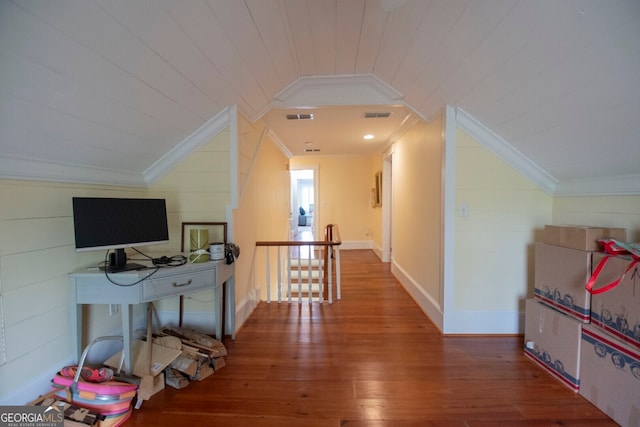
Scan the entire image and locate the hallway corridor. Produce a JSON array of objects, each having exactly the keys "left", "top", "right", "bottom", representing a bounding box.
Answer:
[{"left": 127, "top": 250, "right": 615, "bottom": 426}]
